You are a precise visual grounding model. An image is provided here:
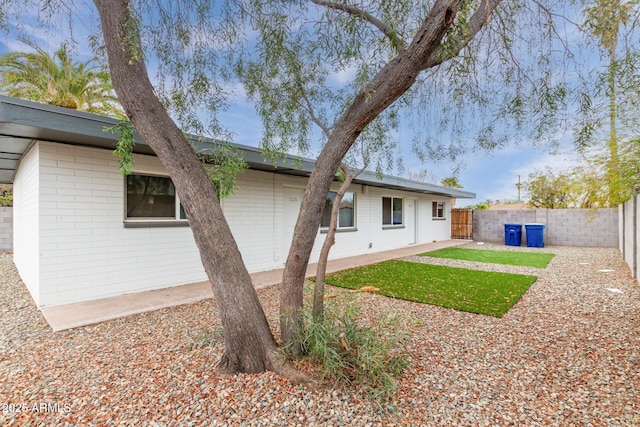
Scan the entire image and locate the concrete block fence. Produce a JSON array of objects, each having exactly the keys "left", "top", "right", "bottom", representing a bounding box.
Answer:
[
  {"left": 0, "top": 207, "right": 12, "bottom": 252},
  {"left": 473, "top": 208, "right": 619, "bottom": 248}
]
